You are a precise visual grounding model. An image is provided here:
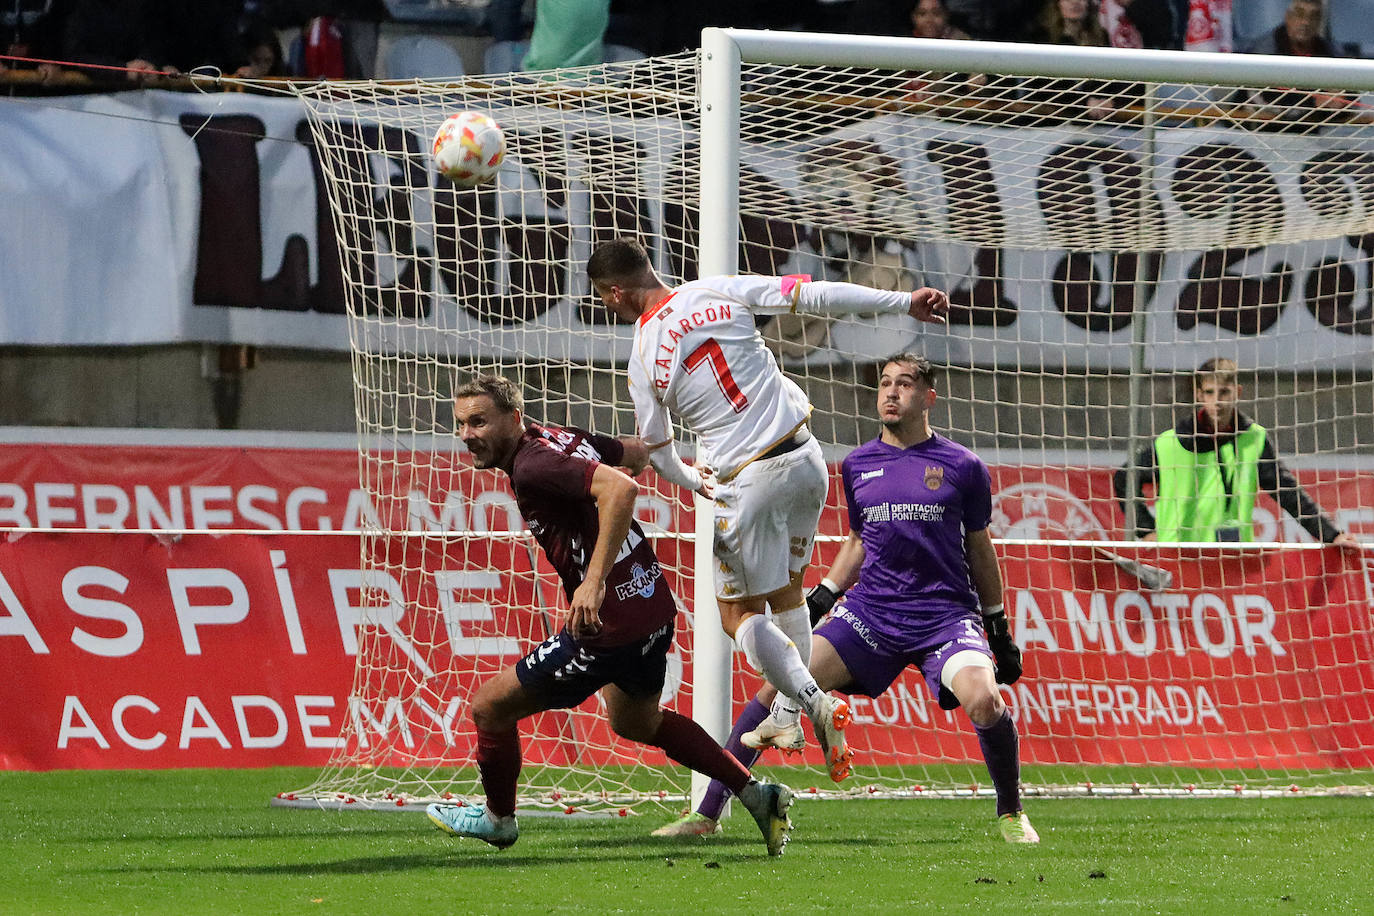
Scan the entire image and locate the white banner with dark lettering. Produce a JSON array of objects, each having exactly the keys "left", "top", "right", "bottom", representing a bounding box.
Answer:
[{"left": 1, "top": 91, "right": 1371, "bottom": 368}]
